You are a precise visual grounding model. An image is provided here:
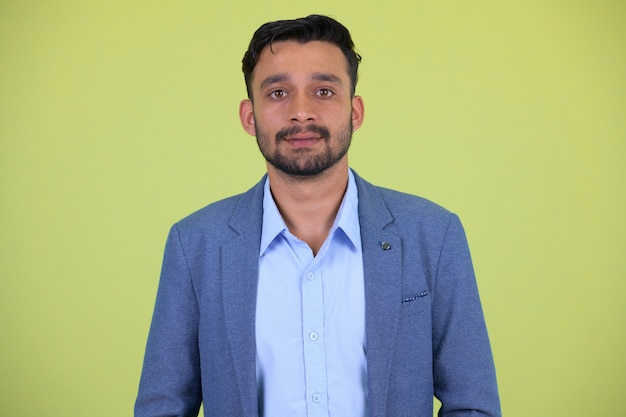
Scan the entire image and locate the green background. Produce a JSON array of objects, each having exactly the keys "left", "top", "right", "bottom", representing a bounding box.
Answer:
[{"left": 1, "top": 1, "right": 624, "bottom": 416}]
